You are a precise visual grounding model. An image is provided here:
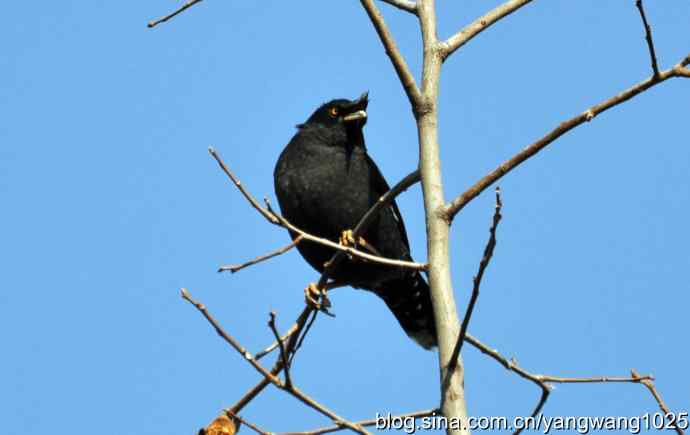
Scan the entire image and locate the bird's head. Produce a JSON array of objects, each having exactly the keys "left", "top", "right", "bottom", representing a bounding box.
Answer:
[{"left": 301, "top": 92, "right": 369, "bottom": 131}]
